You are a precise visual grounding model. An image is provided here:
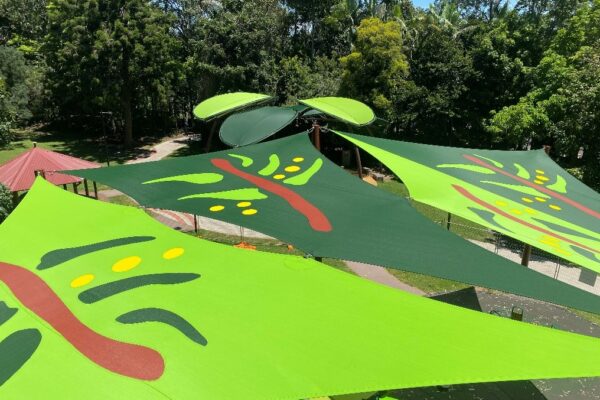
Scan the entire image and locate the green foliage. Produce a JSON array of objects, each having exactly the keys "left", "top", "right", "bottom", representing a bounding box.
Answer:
[
  {"left": 44, "top": 0, "right": 181, "bottom": 144},
  {"left": 0, "top": 183, "right": 13, "bottom": 223},
  {"left": 340, "top": 17, "right": 409, "bottom": 118}
]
